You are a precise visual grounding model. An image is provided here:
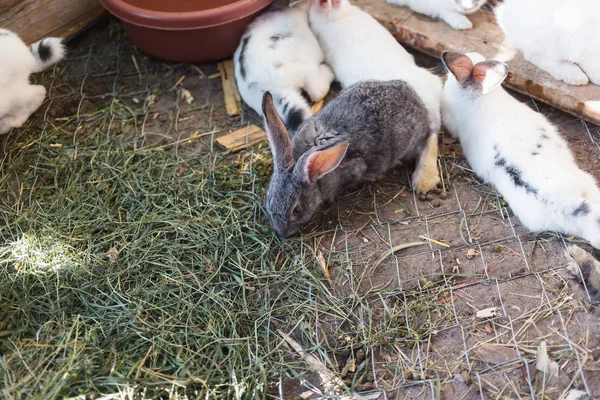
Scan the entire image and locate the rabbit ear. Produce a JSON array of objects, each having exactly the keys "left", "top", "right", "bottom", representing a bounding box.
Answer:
[
  {"left": 441, "top": 51, "right": 473, "bottom": 84},
  {"left": 262, "top": 91, "right": 294, "bottom": 171},
  {"left": 472, "top": 61, "right": 509, "bottom": 94},
  {"left": 301, "top": 142, "right": 349, "bottom": 183}
]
